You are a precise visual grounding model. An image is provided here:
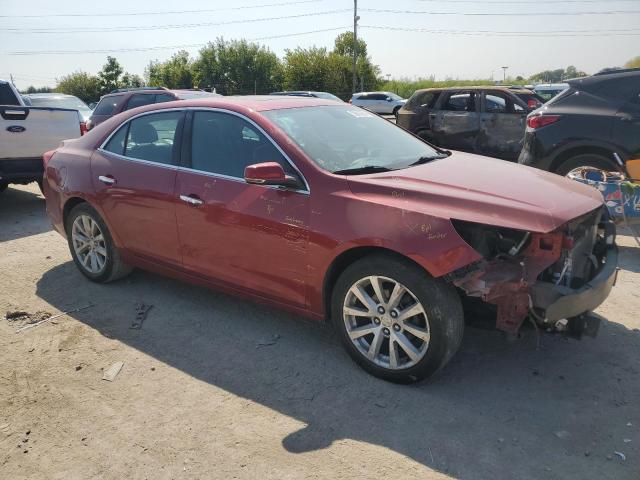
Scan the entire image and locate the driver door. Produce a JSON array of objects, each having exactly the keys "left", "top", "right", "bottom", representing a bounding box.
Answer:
[{"left": 174, "top": 110, "right": 311, "bottom": 307}]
